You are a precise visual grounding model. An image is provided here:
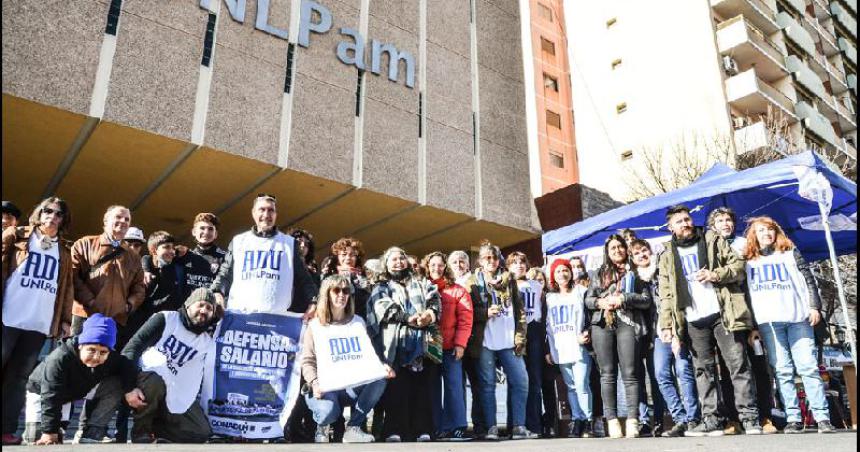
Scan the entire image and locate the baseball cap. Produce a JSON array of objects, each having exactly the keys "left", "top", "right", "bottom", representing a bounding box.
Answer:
[{"left": 125, "top": 226, "right": 145, "bottom": 243}]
